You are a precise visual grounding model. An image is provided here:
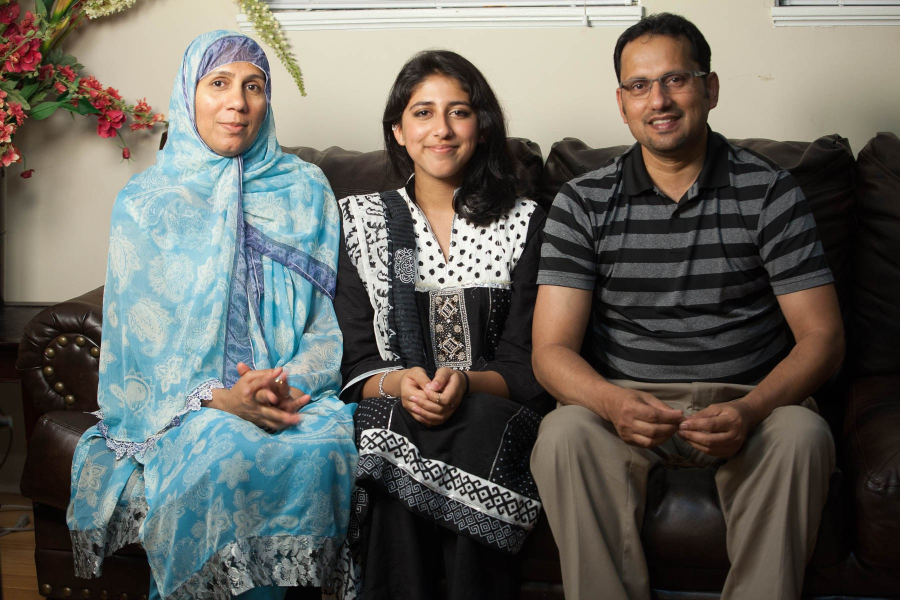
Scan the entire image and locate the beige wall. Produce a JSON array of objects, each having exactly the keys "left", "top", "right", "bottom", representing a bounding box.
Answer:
[{"left": 7, "top": 0, "right": 900, "bottom": 303}]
